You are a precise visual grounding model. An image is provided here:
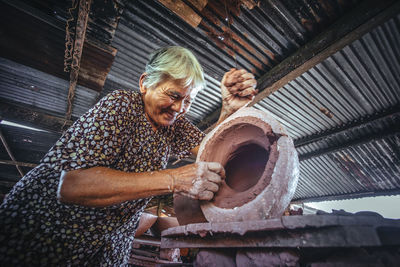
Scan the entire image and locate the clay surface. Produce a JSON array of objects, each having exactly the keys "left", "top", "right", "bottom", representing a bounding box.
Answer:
[
  {"left": 161, "top": 215, "right": 400, "bottom": 249},
  {"left": 236, "top": 249, "right": 299, "bottom": 267},
  {"left": 194, "top": 249, "right": 236, "bottom": 267},
  {"left": 174, "top": 107, "right": 299, "bottom": 224},
  {"left": 198, "top": 116, "right": 280, "bottom": 209},
  {"left": 198, "top": 107, "right": 299, "bottom": 223},
  {"left": 150, "top": 216, "right": 179, "bottom": 237},
  {"left": 224, "top": 143, "right": 269, "bottom": 192},
  {"left": 135, "top": 213, "right": 158, "bottom": 237},
  {"left": 173, "top": 193, "right": 207, "bottom": 225}
]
